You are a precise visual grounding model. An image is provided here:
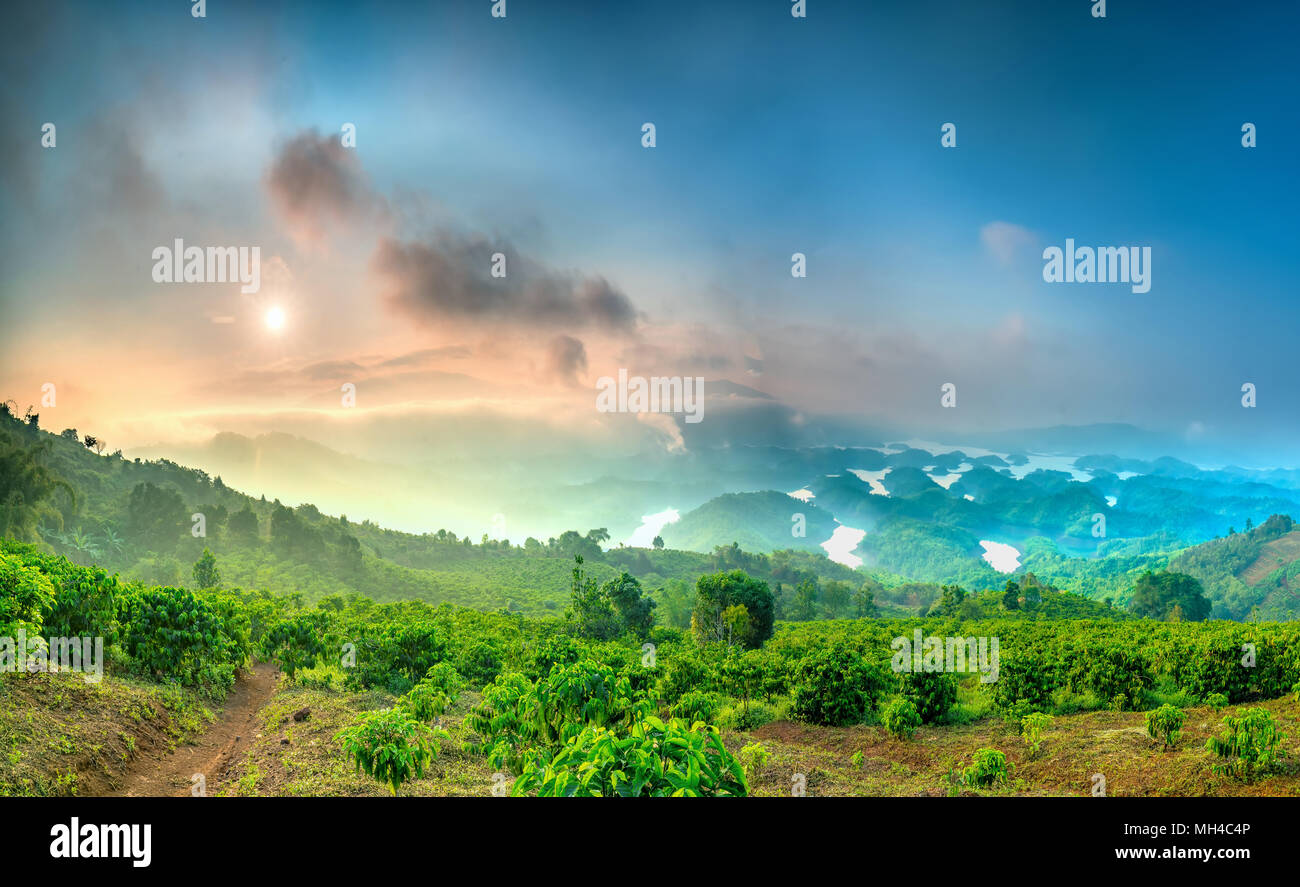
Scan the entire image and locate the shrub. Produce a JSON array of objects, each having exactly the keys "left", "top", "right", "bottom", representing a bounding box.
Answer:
[
  {"left": 404, "top": 666, "right": 463, "bottom": 722},
  {"left": 881, "top": 697, "right": 922, "bottom": 740},
  {"left": 259, "top": 612, "right": 328, "bottom": 681},
  {"left": 897, "top": 669, "right": 957, "bottom": 723},
  {"left": 337, "top": 706, "right": 446, "bottom": 795},
  {"left": 715, "top": 699, "right": 778, "bottom": 731},
  {"left": 670, "top": 689, "right": 720, "bottom": 724},
  {"left": 791, "top": 643, "right": 887, "bottom": 726},
  {"left": 1205, "top": 708, "right": 1285, "bottom": 780},
  {"left": 988, "top": 650, "right": 1057, "bottom": 720},
  {"left": 1020, "top": 712, "right": 1053, "bottom": 758},
  {"left": 511, "top": 717, "right": 747, "bottom": 797},
  {"left": 1145, "top": 704, "right": 1185, "bottom": 749},
  {"left": 738, "top": 742, "right": 770, "bottom": 780},
  {"left": 455, "top": 640, "right": 503, "bottom": 688},
  {"left": 0, "top": 551, "right": 55, "bottom": 637},
  {"left": 961, "top": 748, "right": 1010, "bottom": 788},
  {"left": 118, "top": 586, "right": 247, "bottom": 689},
  {"left": 1205, "top": 692, "right": 1229, "bottom": 712}
]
